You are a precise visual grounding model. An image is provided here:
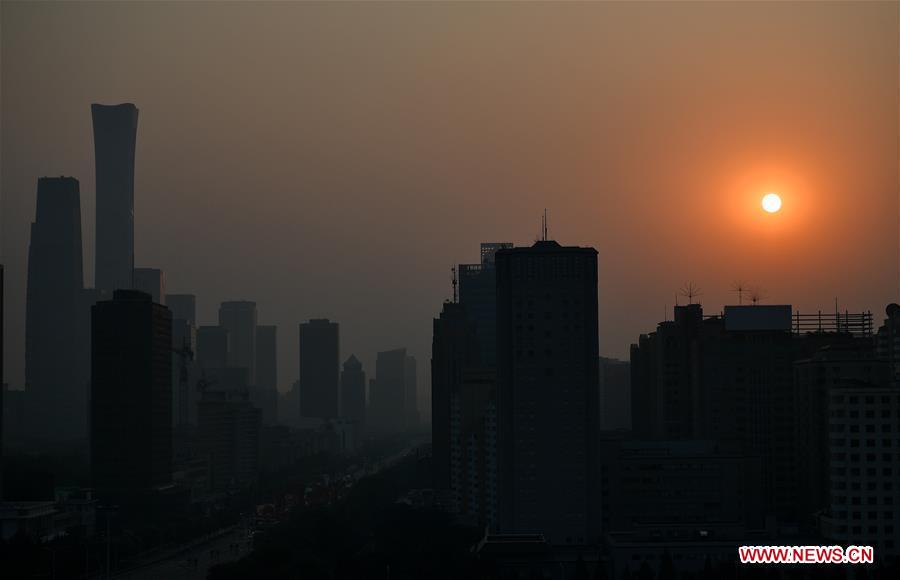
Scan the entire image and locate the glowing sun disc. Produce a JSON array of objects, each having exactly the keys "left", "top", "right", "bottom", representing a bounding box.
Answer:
[{"left": 762, "top": 193, "right": 782, "bottom": 213}]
